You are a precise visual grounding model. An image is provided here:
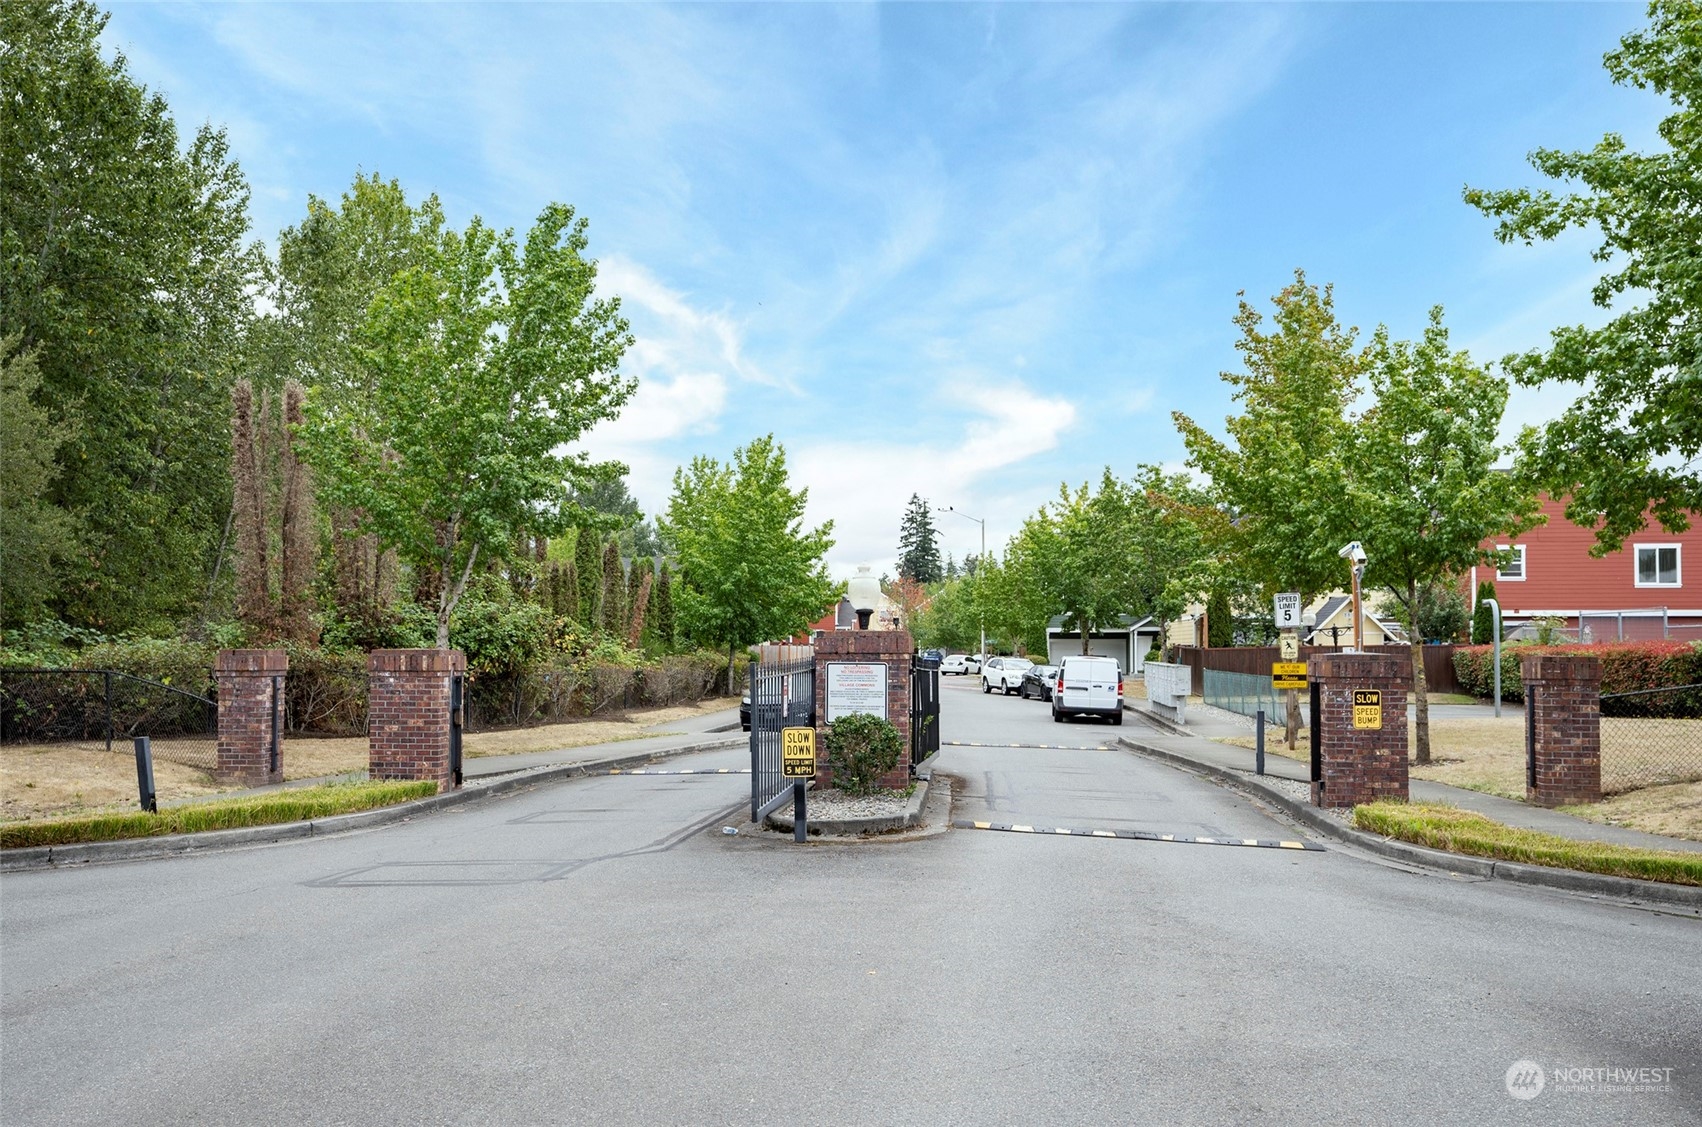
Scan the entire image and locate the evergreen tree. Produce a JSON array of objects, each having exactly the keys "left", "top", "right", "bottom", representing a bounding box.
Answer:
[
  {"left": 1206, "top": 587, "right": 1234, "bottom": 648},
  {"left": 944, "top": 553, "right": 958, "bottom": 580},
  {"left": 1471, "top": 580, "right": 1500, "bottom": 645},
  {"left": 896, "top": 494, "right": 943, "bottom": 583},
  {"left": 654, "top": 564, "right": 676, "bottom": 647},
  {"left": 574, "top": 528, "right": 601, "bottom": 627},
  {"left": 600, "top": 539, "right": 627, "bottom": 636}
]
